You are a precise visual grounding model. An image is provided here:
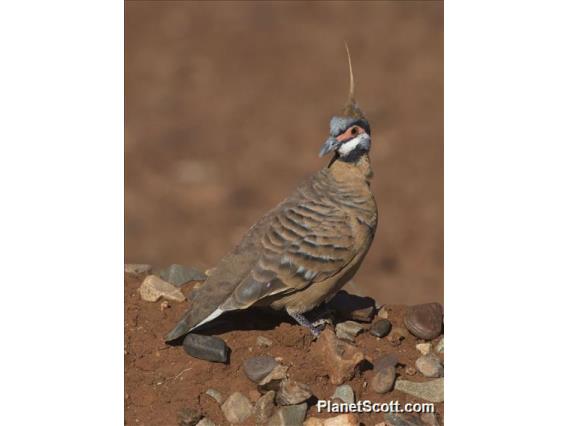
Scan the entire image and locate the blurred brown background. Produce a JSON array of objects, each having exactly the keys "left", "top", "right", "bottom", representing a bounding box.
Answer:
[{"left": 125, "top": 1, "right": 443, "bottom": 305}]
